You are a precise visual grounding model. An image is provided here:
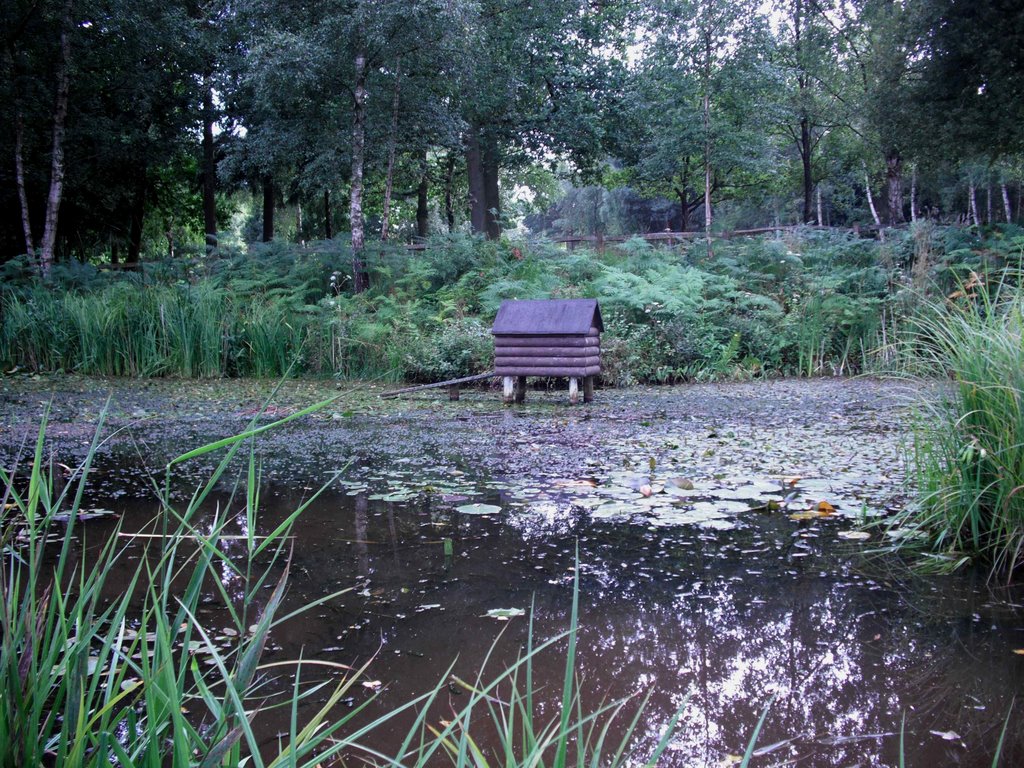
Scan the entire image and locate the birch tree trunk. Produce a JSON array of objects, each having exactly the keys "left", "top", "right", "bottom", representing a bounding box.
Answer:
[
  {"left": 816, "top": 185, "right": 822, "bottom": 226},
  {"left": 39, "top": 0, "right": 75, "bottom": 278},
  {"left": 13, "top": 110, "right": 35, "bottom": 257},
  {"left": 349, "top": 49, "right": 369, "bottom": 292},
  {"left": 968, "top": 182, "right": 978, "bottom": 226},
  {"left": 986, "top": 186, "right": 992, "bottom": 224},
  {"left": 1002, "top": 183, "right": 1013, "bottom": 222},
  {"left": 202, "top": 76, "right": 218, "bottom": 252},
  {"left": 865, "top": 171, "right": 881, "bottom": 227},
  {"left": 379, "top": 59, "right": 402, "bottom": 242}
]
